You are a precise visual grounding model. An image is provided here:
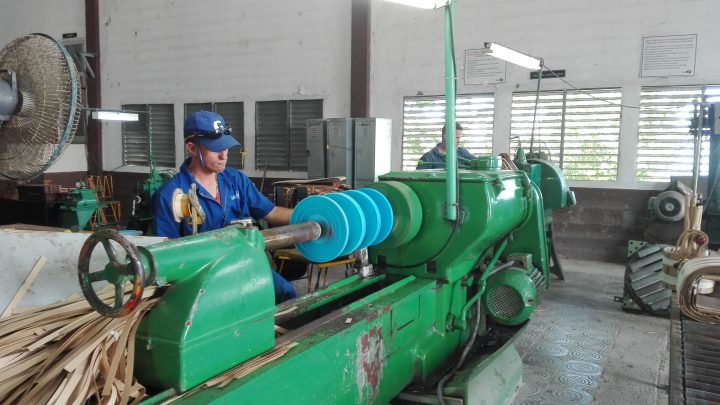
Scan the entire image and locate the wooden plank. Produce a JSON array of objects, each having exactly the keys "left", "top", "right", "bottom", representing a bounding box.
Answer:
[
  {"left": 27, "top": 312, "right": 99, "bottom": 352},
  {"left": 1, "top": 256, "right": 47, "bottom": 318},
  {"left": 0, "top": 286, "right": 159, "bottom": 404}
]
